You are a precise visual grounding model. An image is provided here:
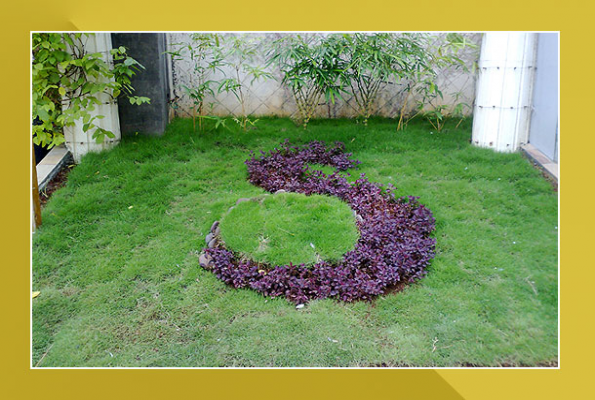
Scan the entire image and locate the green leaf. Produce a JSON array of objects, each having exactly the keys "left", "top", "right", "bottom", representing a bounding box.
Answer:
[{"left": 36, "top": 107, "right": 50, "bottom": 122}]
